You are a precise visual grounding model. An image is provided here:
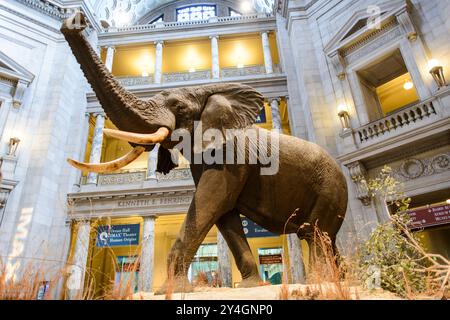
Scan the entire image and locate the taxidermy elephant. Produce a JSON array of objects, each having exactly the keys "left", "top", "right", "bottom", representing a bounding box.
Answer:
[{"left": 61, "top": 12, "right": 348, "bottom": 293}]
